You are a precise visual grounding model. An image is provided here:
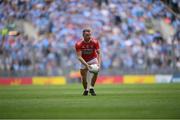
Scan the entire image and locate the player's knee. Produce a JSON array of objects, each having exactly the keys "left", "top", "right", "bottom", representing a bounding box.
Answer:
[{"left": 80, "top": 69, "right": 87, "bottom": 75}]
